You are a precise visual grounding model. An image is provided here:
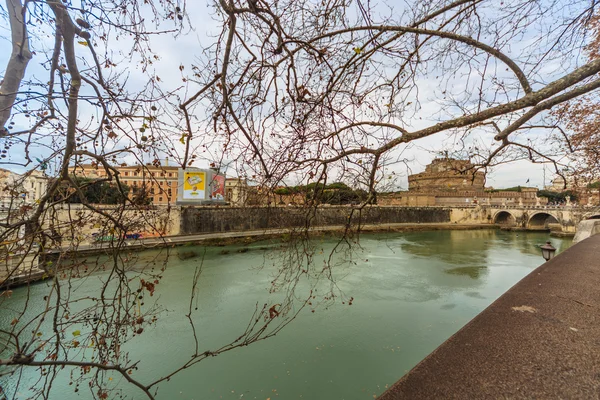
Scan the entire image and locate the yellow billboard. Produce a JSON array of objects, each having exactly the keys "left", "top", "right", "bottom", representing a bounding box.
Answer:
[{"left": 183, "top": 171, "right": 206, "bottom": 200}]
